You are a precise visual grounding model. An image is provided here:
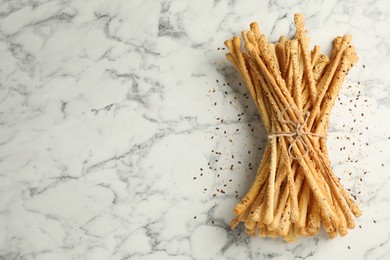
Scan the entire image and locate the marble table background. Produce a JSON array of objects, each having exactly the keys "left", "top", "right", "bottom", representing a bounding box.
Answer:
[{"left": 0, "top": 0, "right": 389, "bottom": 259}]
